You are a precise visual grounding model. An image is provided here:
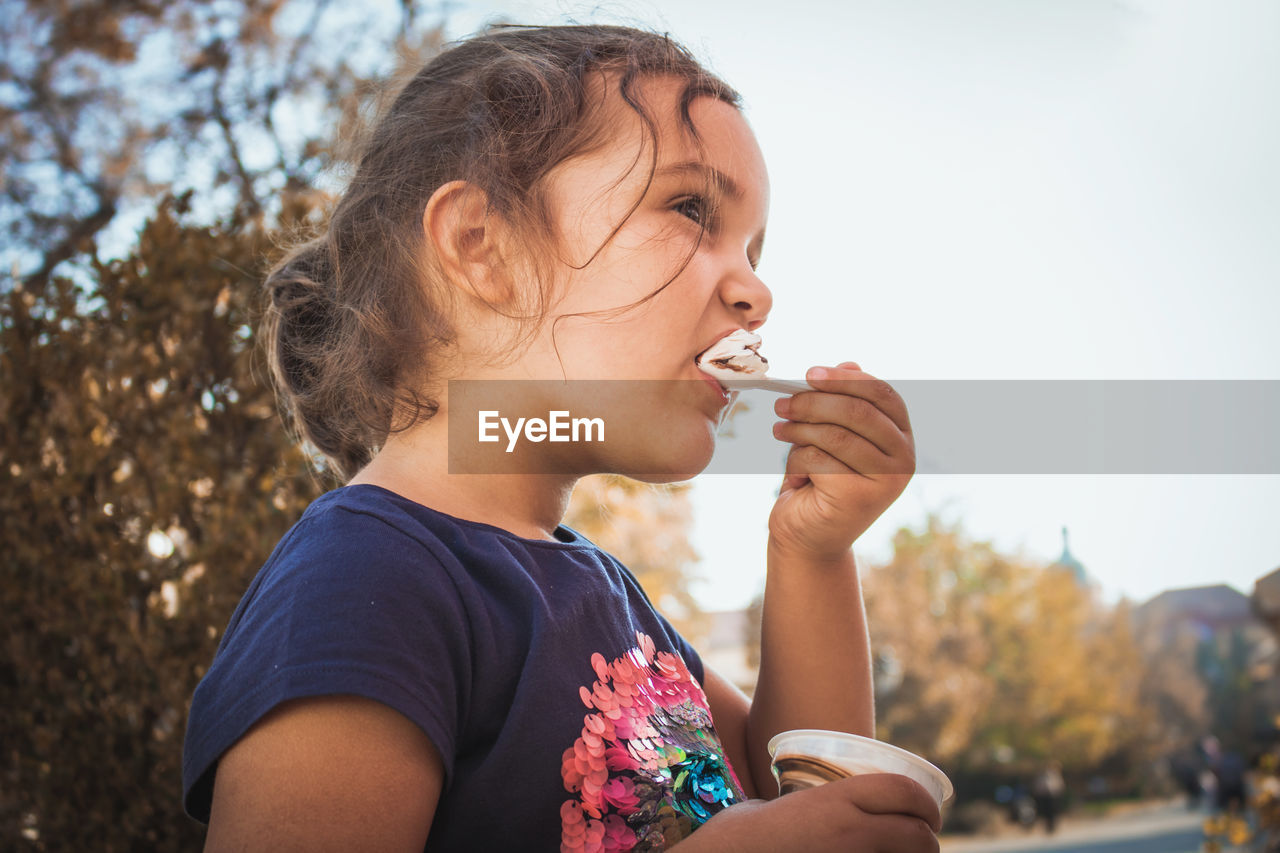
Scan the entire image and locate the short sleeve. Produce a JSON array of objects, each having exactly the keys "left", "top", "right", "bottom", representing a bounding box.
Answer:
[{"left": 181, "top": 505, "right": 472, "bottom": 822}]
